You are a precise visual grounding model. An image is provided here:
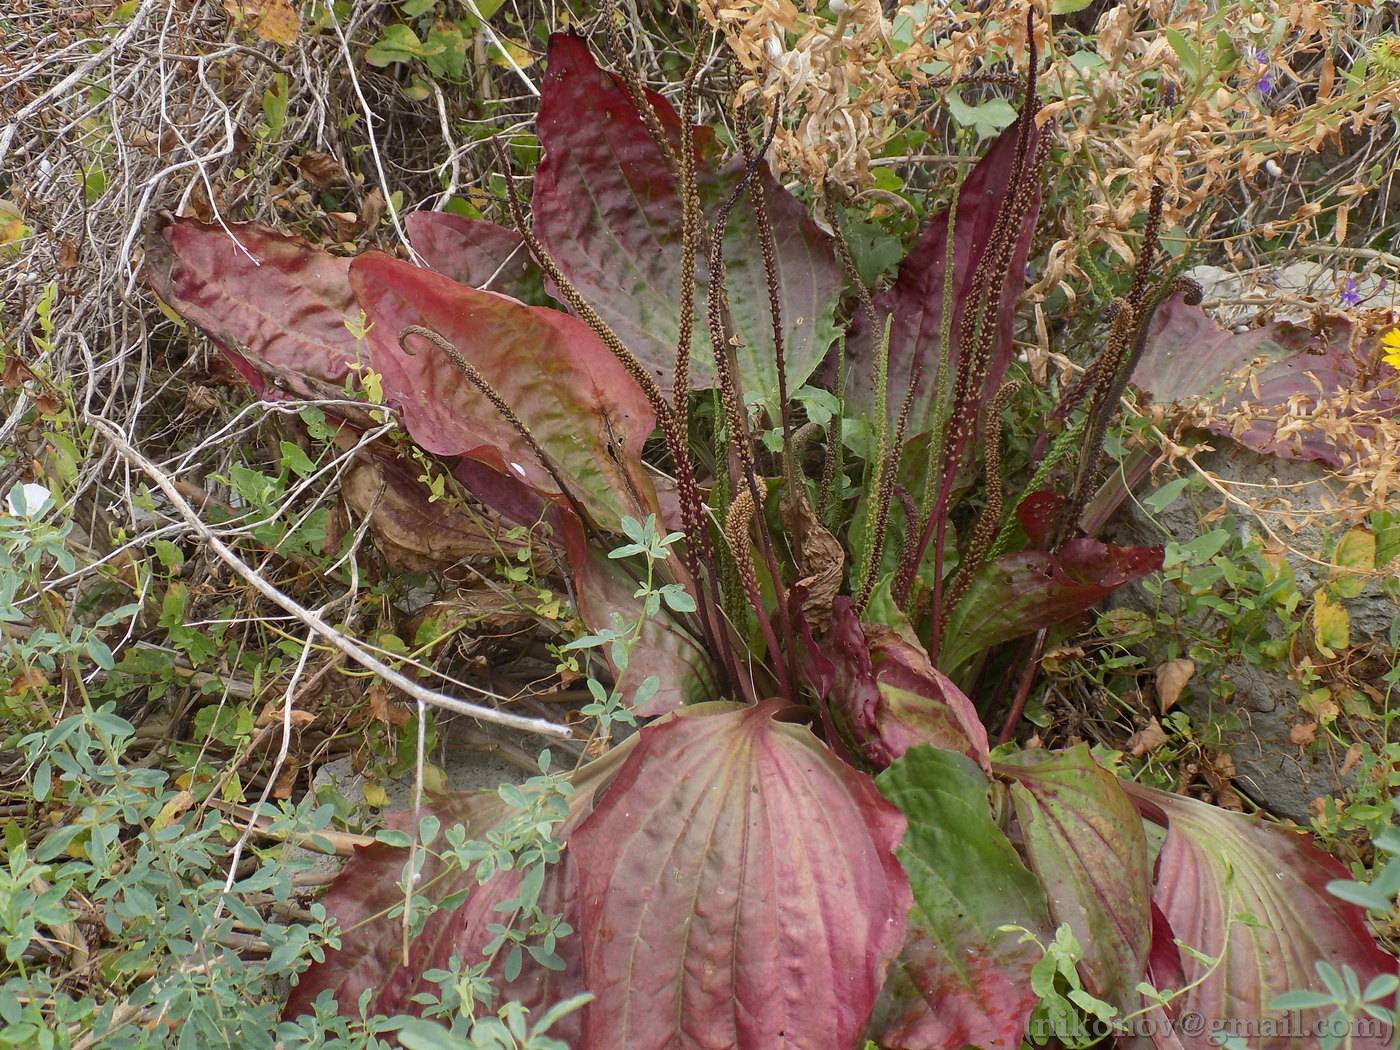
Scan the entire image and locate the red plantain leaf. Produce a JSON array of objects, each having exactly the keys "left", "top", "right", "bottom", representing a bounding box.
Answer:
[
  {"left": 404, "top": 211, "right": 546, "bottom": 304},
  {"left": 842, "top": 122, "right": 1042, "bottom": 436},
  {"left": 145, "top": 219, "right": 364, "bottom": 402},
  {"left": 450, "top": 457, "right": 551, "bottom": 528},
  {"left": 283, "top": 789, "right": 518, "bottom": 1022},
  {"left": 1015, "top": 489, "right": 1066, "bottom": 550},
  {"left": 283, "top": 743, "right": 637, "bottom": 1040},
  {"left": 1125, "top": 784, "right": 1397, "bottom": 1050},
  {"left": 1145, "top": 901, "right": 1187, "bottom": 1007},
  {"left": 939, "top": 538, "right": 1164, "bottom": 674},
  {"left": 555, "top": 507, "right": 716, "bottom": 716},
  {"left": 1133, "top": 295, "right": 1399, "bottom": 468},
  {"left": 805, "top": 597, "right": 990, "bottom": 771},
  {"left": 531, "top": 33, "right": 842, "bottom": 408},
  {"left": 997, "top": 745, "right": 1154, "bottom": 1014},
  {"left": 715, "top": 166, "right": 845, "bottom": 407},
  {"left": 350, "top": 252, "right": 657, "bottom": 531},
  {"left": 569, "top": 700, "right": 911, "bottom": 1050},
  {"left": 872, "top": 746, "right": 1051, "bottom": 1050}
]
